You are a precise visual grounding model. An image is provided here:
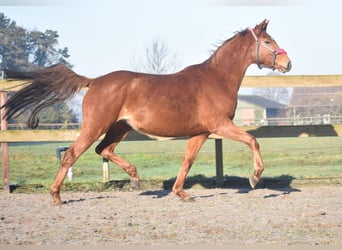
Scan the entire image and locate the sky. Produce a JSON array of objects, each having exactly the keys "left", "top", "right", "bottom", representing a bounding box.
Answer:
[{"left": 1, "top": 0, "right": 342, "bottom": 79}]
